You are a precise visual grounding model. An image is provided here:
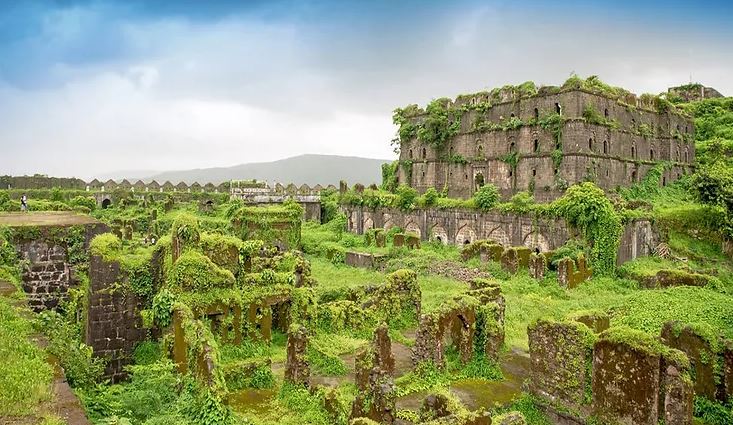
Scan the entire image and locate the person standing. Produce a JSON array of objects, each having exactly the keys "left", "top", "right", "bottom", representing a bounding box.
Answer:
[{"left": 20, "top": 194, "right": 28, "bottom": 212}]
